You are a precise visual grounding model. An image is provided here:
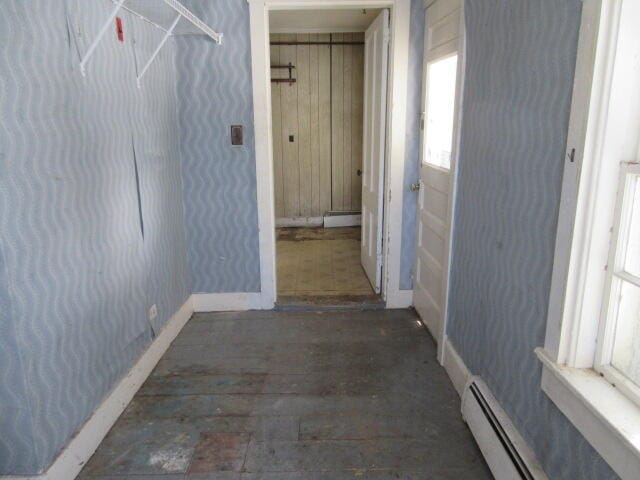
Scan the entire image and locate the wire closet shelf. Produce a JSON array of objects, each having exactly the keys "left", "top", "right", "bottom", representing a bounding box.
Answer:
[{"left": 80, "top": 0, "right": 223, "bottom": 86}]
